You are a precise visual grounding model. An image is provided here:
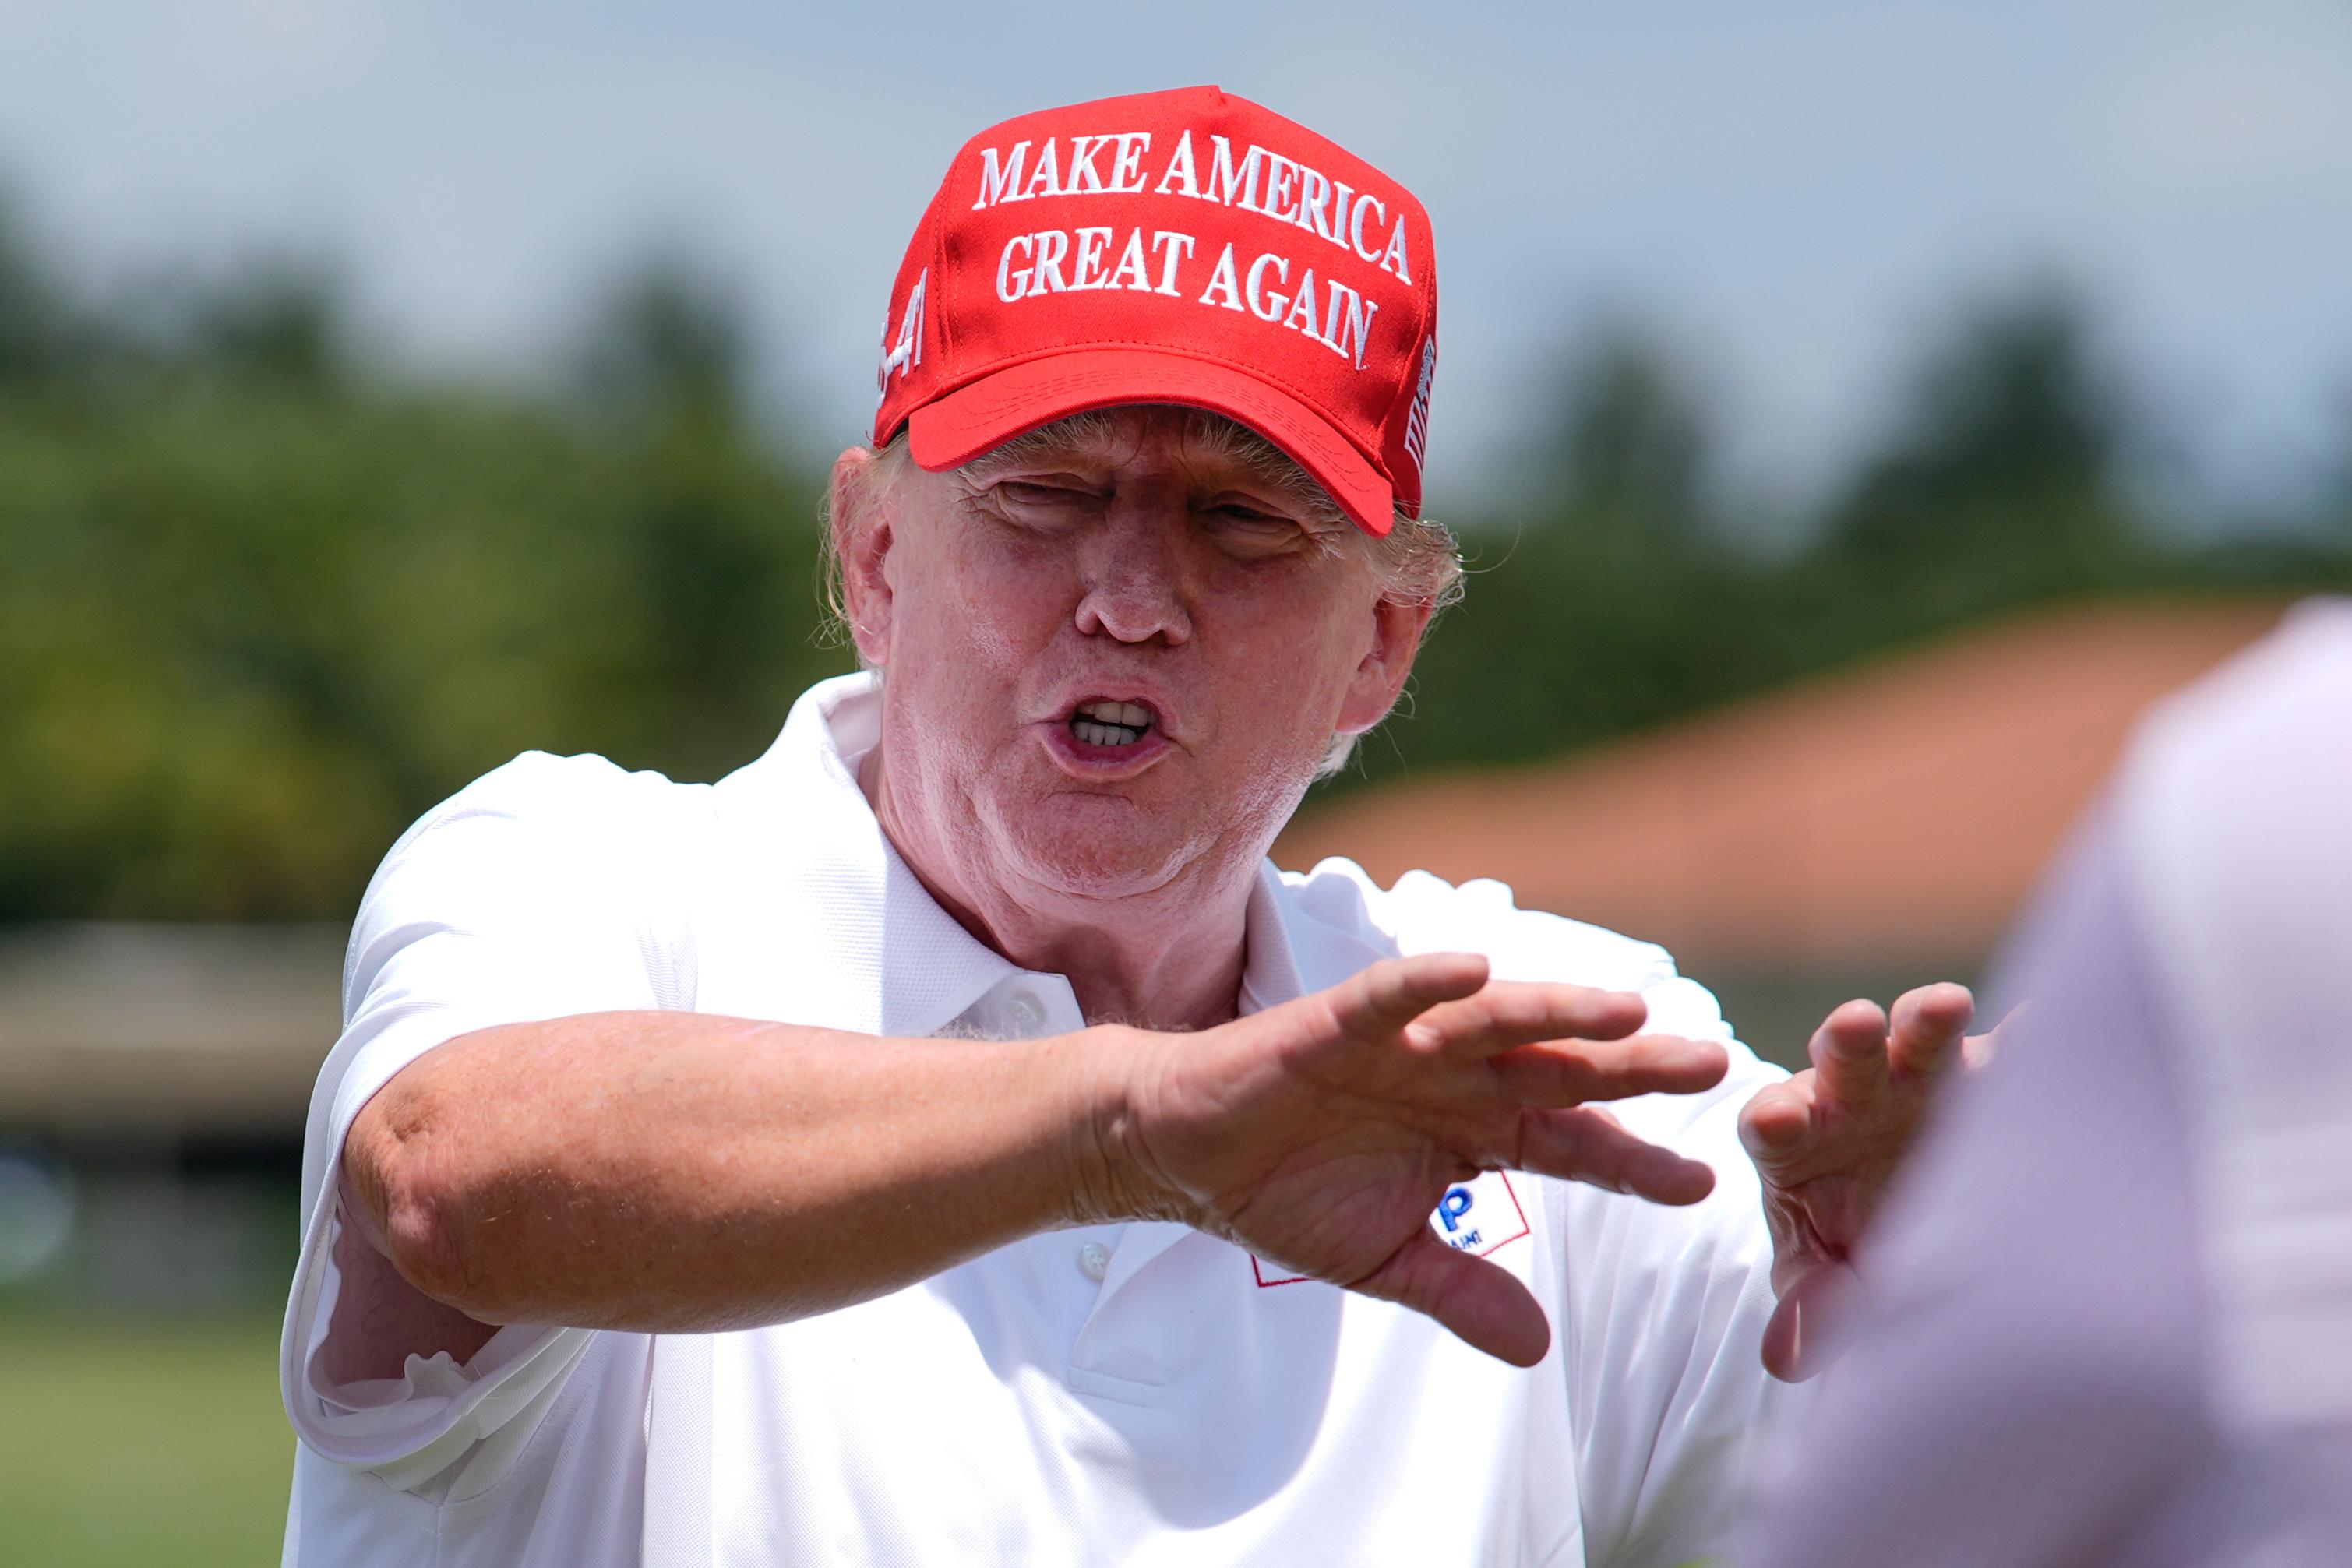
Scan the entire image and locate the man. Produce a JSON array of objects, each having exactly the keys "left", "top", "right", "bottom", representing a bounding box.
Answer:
[
  {"left": 280, "top": 86, "right": 1970, "bottom": 1566},
  {"left": 1740, "top": 601, "right": 2352, "bottom": 1567}
]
